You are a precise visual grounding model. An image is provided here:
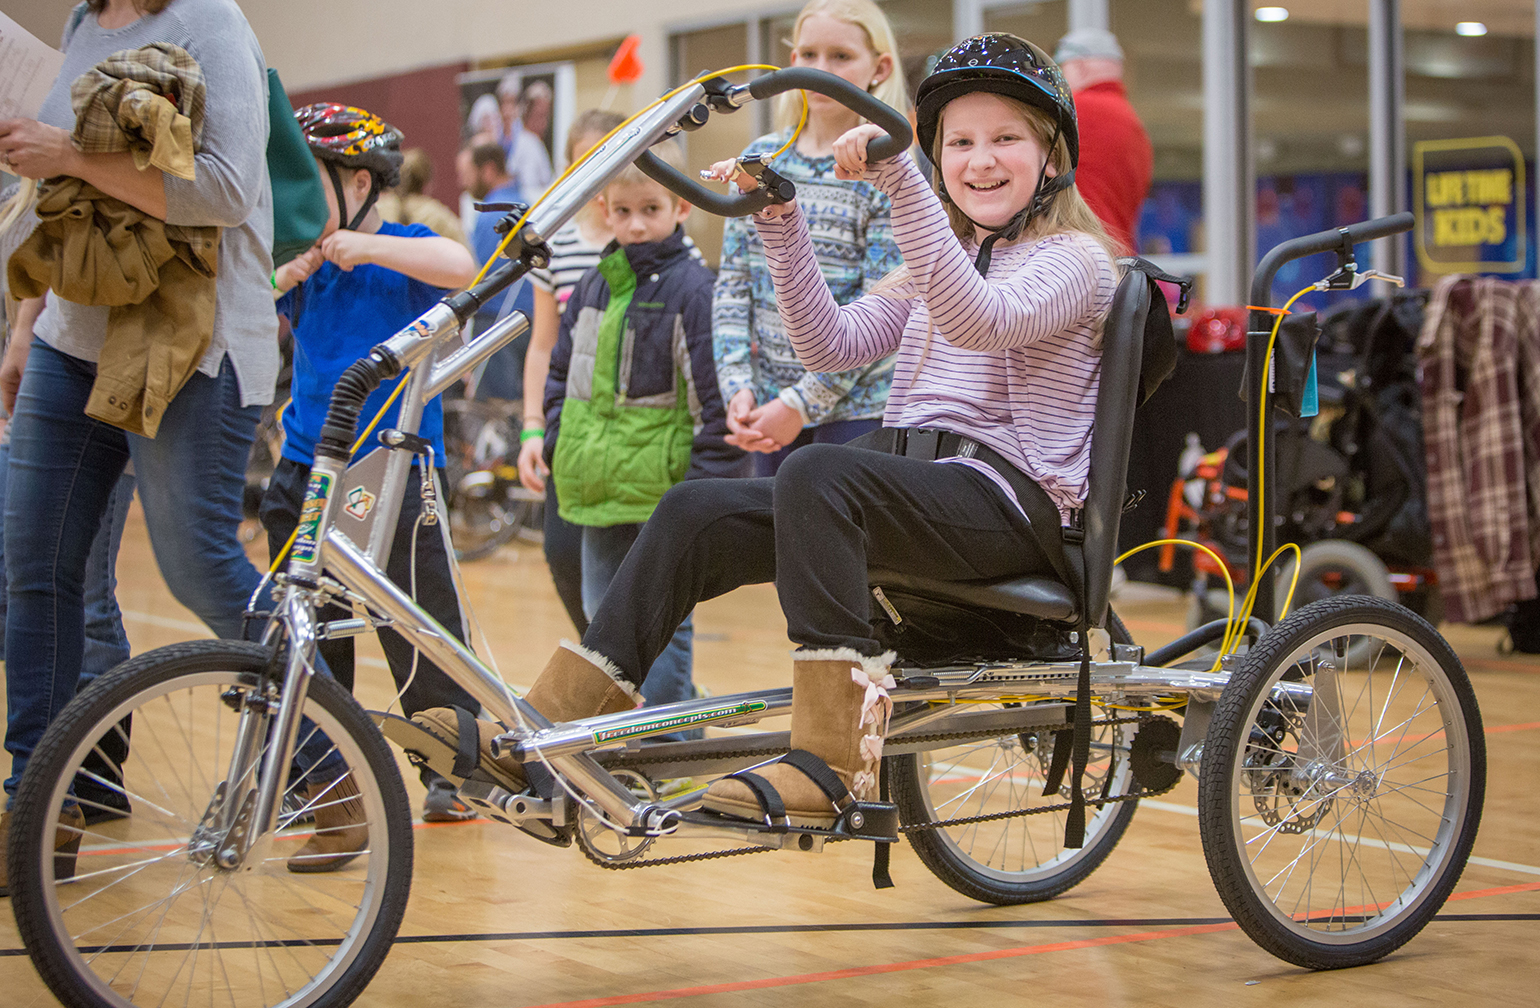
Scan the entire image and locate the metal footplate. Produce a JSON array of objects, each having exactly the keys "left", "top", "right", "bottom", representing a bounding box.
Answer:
[{"left": 675, "top": 799, "right": 900, "bottom": 845}]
